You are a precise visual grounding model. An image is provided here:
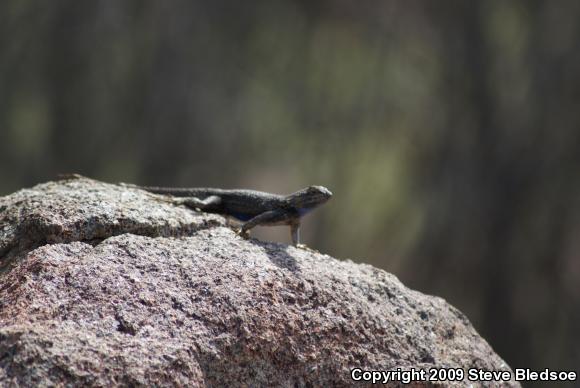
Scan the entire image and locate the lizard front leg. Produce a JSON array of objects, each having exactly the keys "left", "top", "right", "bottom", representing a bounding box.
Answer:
[{"left": 290, "top": 222, "right": 301, "bottom": 246}]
